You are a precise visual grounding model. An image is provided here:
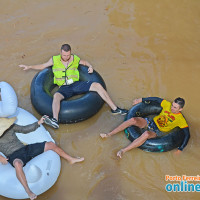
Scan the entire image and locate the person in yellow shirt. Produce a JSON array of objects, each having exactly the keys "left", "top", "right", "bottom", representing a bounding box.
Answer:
[{"left": 100, "top": 97, "right": 190, "bottom": 158}]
